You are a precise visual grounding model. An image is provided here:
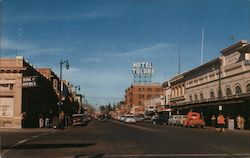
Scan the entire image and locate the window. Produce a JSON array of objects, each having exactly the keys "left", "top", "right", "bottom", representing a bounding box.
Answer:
[
  {"left": 200, "top": 93, "right": 204, "bottom": 100},
  {"left": 246, "top": 84, "right": 250, "bottom": 93},
  {"left": 194, "top": 94, "right": 198, "bottom": 101},
  {"left": 189, "top": 95, "right": 193, "bottom": 101},
  {"left": 235, "top": 85, "right": 242, "bottom": 95},
  {"left": 218, "top": 89, "right": 223, "bottom": 98},
  {"left": 0, "top": 84, "right": 14, "bottom": 91},
  {"left": 147, "top": 88, "right": 152, "bottom": 92},
  {"left": 226, "top": 87, "right": 232, "bottom": 96},
  {"left": 210, "top": 91, "right": 215, "bottom": 99}
]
